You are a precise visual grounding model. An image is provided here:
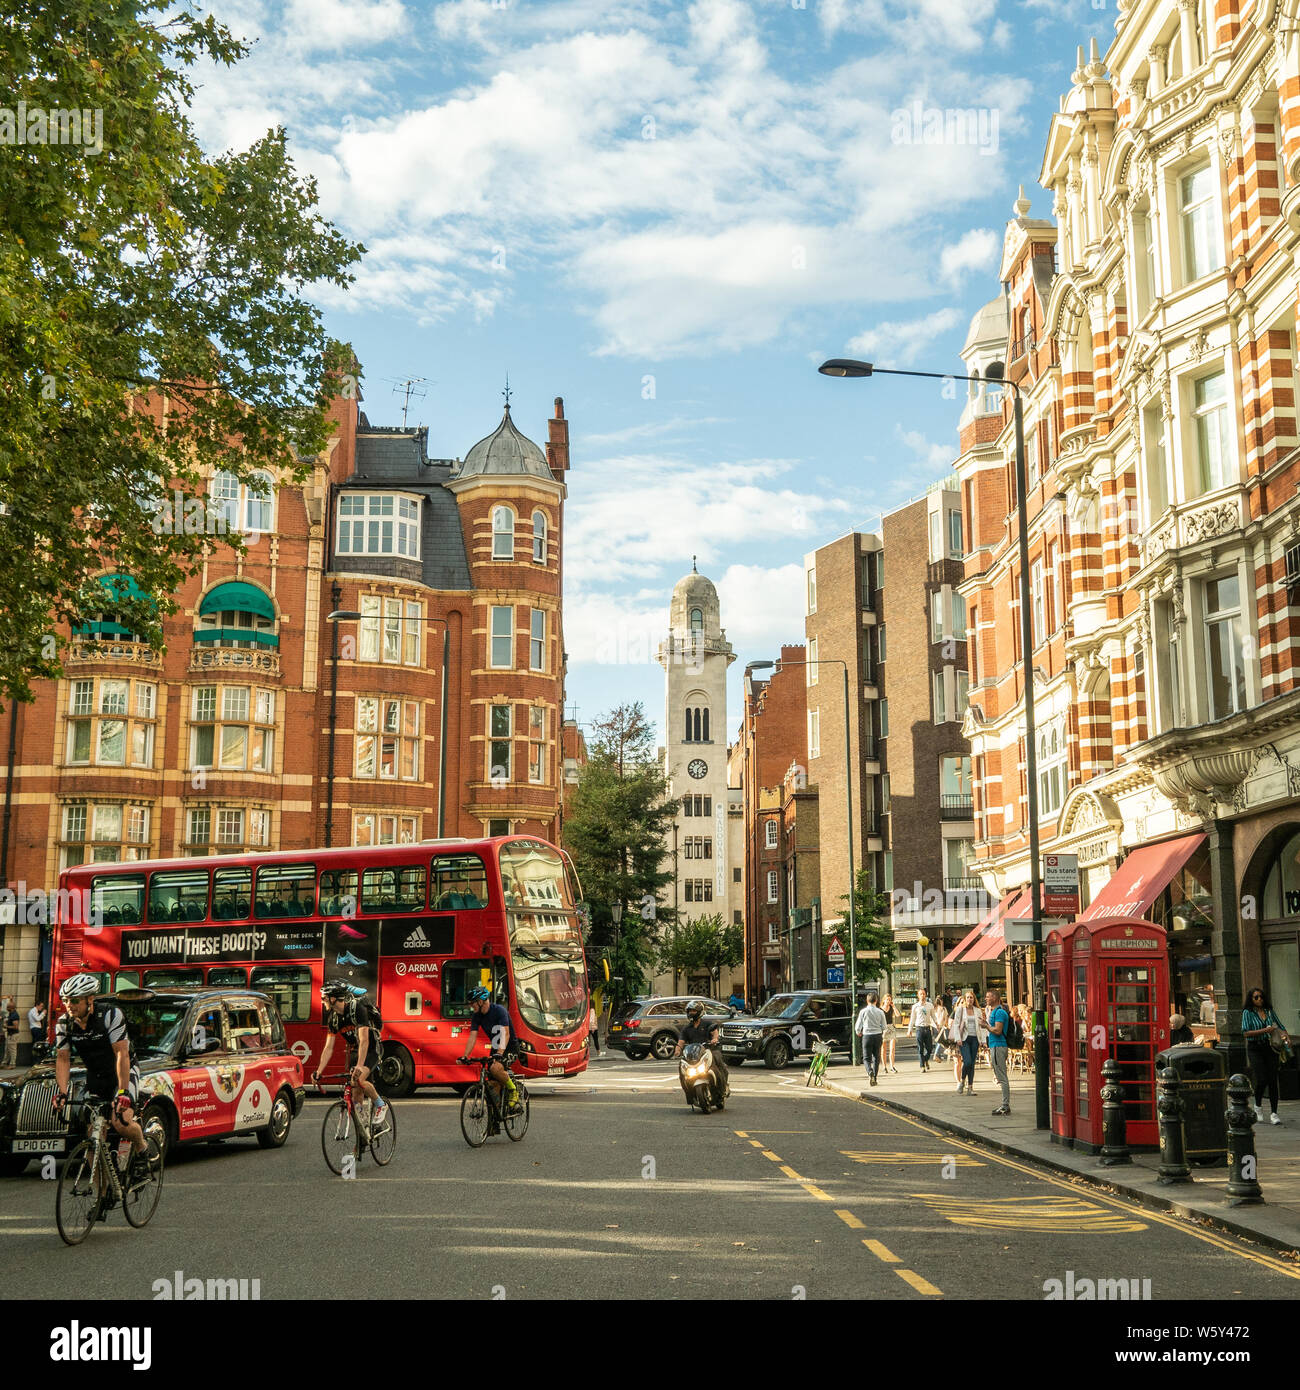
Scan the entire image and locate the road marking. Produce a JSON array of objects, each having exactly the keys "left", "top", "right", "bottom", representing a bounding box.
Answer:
[
  {"left": 749, "top": 1140, "right": 764, "bottom": 1148},
  {"left": 733, "top": 1130, "right": 749, "bottom": 1138},
  {"left": 761, "top": 1150, "right": 782, "bottom": 1161},
  {"left": 910, "top": 1192, "right": 1147, "bottom": 1233},
  {"left": 742, "top": 1130, "right": 814, "bottom": 1134},
  {"left": 835, "top": 1210, "right": 865, "bottom": 1229},
  {"left": 863, "top": 1238, "right": 899, "bottom": 1262},
  {"left": 858, "top": 1100, "right": 1300, "bottom": 1281},
  {"left": 896, "top": 1268, "right": 943, "bottom": 1296},
  {"left": 779, "top": 1165, "right": 806, "bottom": 1180},
  {"left": 842, "top": 1149, "right": 984, "bottom": 1166},
  {"left": 801, "top": 1184, "right": 833, "bottom": 1201}
]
